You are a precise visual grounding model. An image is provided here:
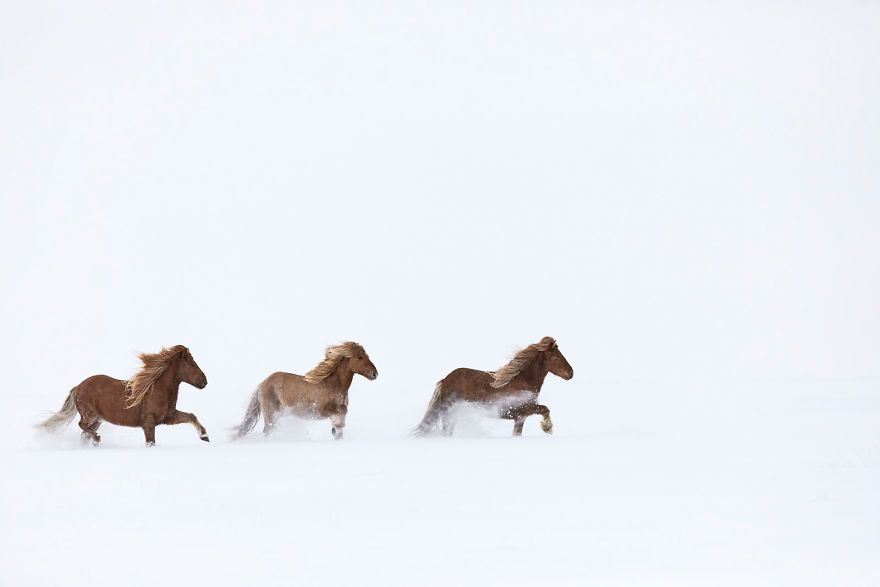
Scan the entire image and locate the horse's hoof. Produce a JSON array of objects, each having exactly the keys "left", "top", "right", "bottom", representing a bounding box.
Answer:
[
  {"left": 201, "top": 435, "right": 210, "bottom": 442},
  {"left": 146, "top": 441, "right": 156, "bottom": 447}
]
